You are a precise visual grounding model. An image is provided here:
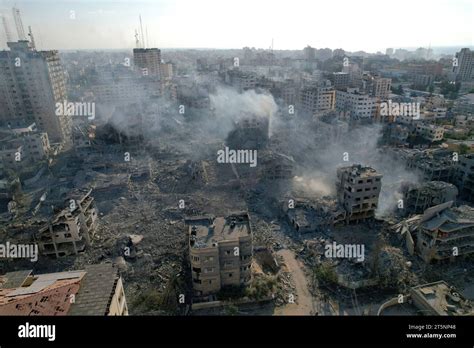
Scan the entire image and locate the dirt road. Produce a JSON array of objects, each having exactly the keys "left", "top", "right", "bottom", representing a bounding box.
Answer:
[{"left": 274, "top": 249, "right": 315, "bottom": 315}]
